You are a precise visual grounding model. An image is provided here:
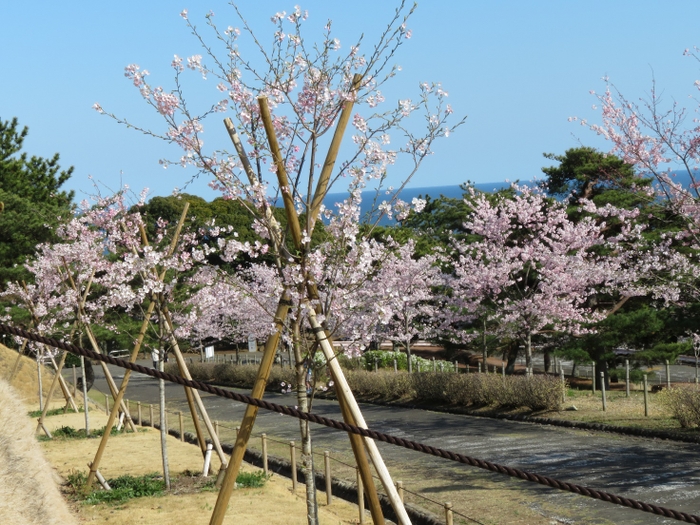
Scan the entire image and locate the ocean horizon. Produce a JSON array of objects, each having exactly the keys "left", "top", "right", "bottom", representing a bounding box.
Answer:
[{"left": 322, "top": 180, "right": 524, "bottom": 225}]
